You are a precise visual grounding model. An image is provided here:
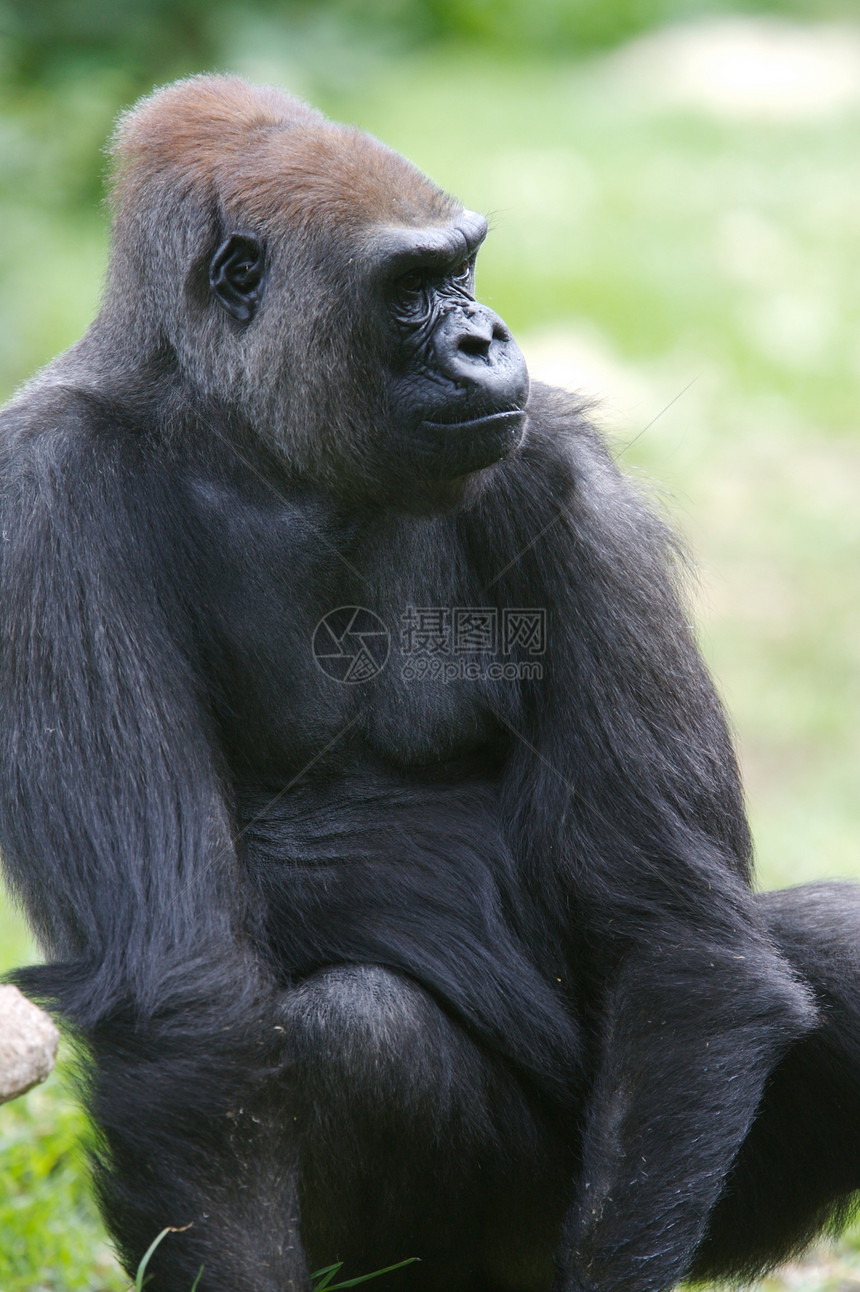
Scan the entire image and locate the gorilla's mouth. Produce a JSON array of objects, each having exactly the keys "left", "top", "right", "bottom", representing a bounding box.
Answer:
[
  {"left": 423, "top": 407, "right": 526, "bottom": 434},
  {"left": 417, "top": 407, "right": 527, "bottom": 477}
]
